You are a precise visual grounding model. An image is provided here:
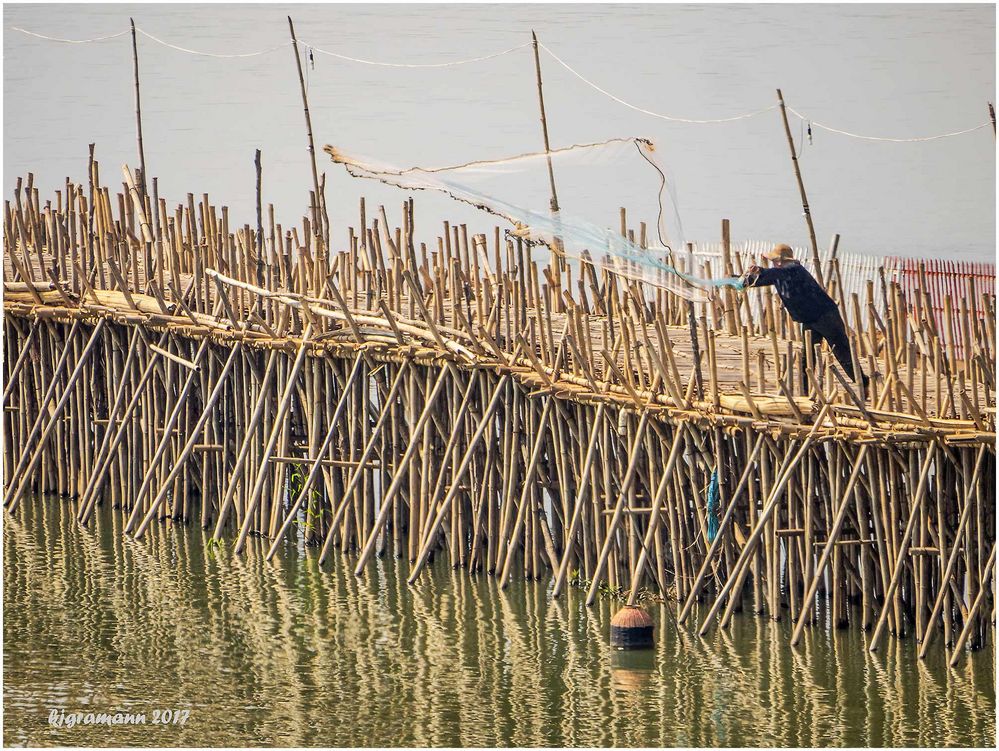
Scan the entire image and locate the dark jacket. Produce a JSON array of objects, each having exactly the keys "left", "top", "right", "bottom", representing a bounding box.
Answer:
[{"left": 743, "top": 262, "right": 838, "bottom": 324}]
